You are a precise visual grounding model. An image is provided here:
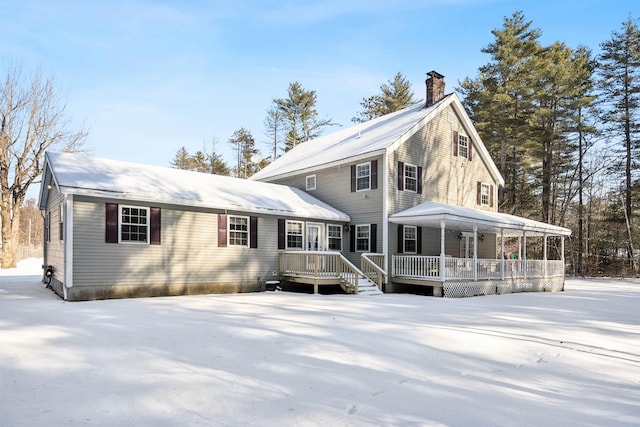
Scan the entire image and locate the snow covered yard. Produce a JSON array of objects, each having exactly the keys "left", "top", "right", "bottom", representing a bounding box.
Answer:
[{"left": 1, "top": 260, "right": 638, "bottom": 426}]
